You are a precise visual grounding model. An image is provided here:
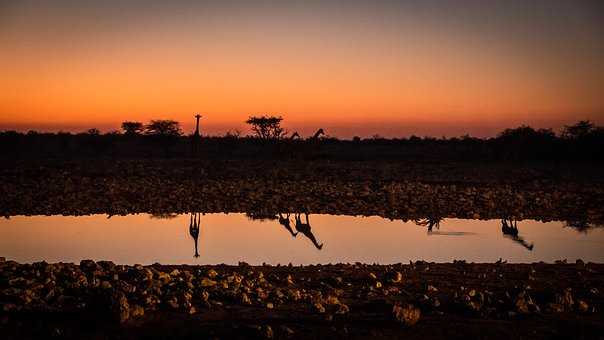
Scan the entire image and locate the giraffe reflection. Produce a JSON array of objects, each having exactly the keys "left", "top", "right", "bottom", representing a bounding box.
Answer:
[
  {"left": 501, "top": 218, "right": 534, "bottom": 251},
  {"left": 414, "top": 216, "right": 443, "bottom": 232},
  {"left": 278, "top": 213, "right": 298, "bottom": 237},
  {"left": 189, "top": 213, "right": 202, "bottom": 258},
  {"left": 294, "top": 213, "right": 323, "bottom": 250}
]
